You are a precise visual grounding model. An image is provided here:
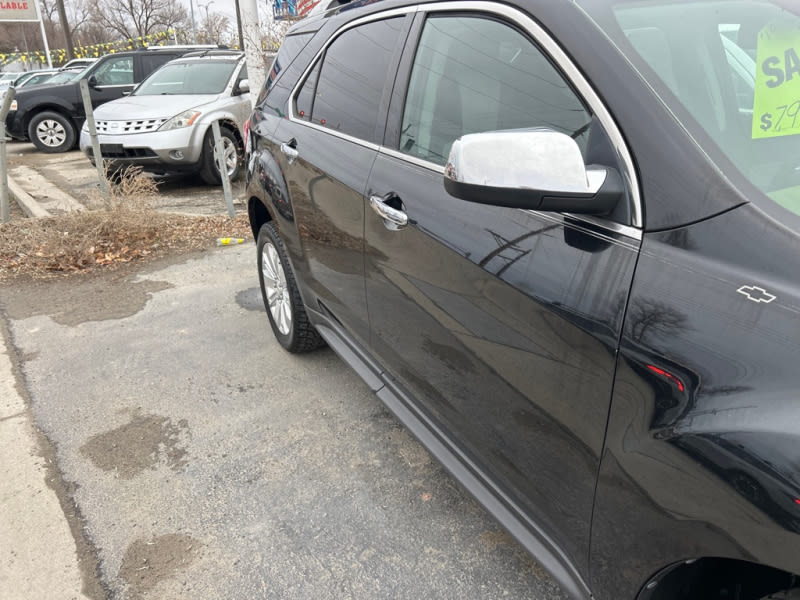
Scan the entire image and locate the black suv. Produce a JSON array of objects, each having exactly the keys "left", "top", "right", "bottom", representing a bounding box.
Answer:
[
  {"left": 244, "top": 1, "right": 800, "bottom": 599},
  {"left": 5, "top": 46, "right": 215, "bottom": 153}
]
